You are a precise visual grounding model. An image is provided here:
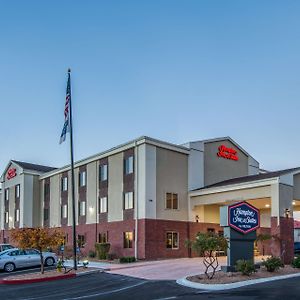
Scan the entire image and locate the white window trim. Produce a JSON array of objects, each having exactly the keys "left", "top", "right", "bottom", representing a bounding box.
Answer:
[
  {"left": 100, "top": 164, "right": 108, "bottom": 181},
  {"left": 124, "top": 192, "right": 133, "bottom": 210},
  {"left": 100, "top": 197, "right": 108, "bottom": 213},
  {"left": 166, "top": 231, "right": 179, "bottom": 250},
  {"left": 165, "top": 193, "right": 179, "bottom": 210}
]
